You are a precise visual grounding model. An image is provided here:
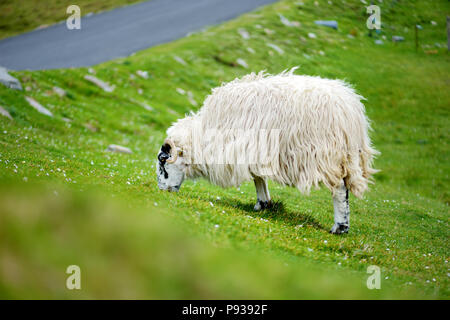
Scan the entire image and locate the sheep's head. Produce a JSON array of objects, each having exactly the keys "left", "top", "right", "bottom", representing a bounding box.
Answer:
[{"left": 156, "top": 139, "right": 186, "bottom": 192}]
